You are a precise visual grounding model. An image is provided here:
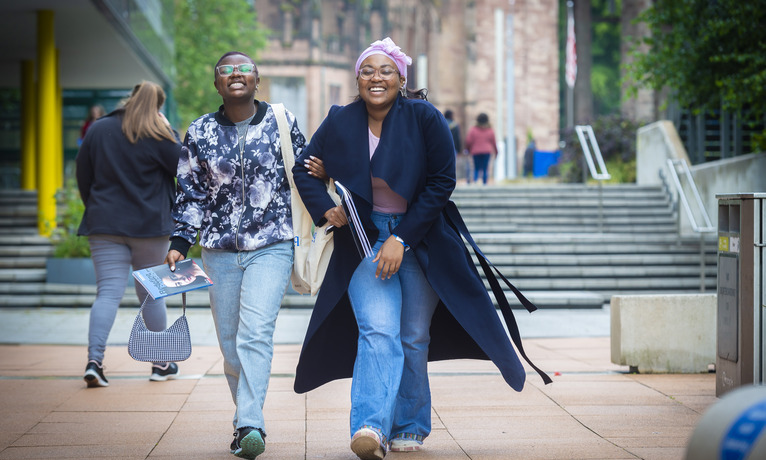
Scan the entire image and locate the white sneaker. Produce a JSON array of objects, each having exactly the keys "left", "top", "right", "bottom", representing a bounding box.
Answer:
[
  {"left": 350, "top": 428, "right": 385, "bottom": 460},
  {"left": 390, "top": 438, "right": 423, "bottom": 452}
]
